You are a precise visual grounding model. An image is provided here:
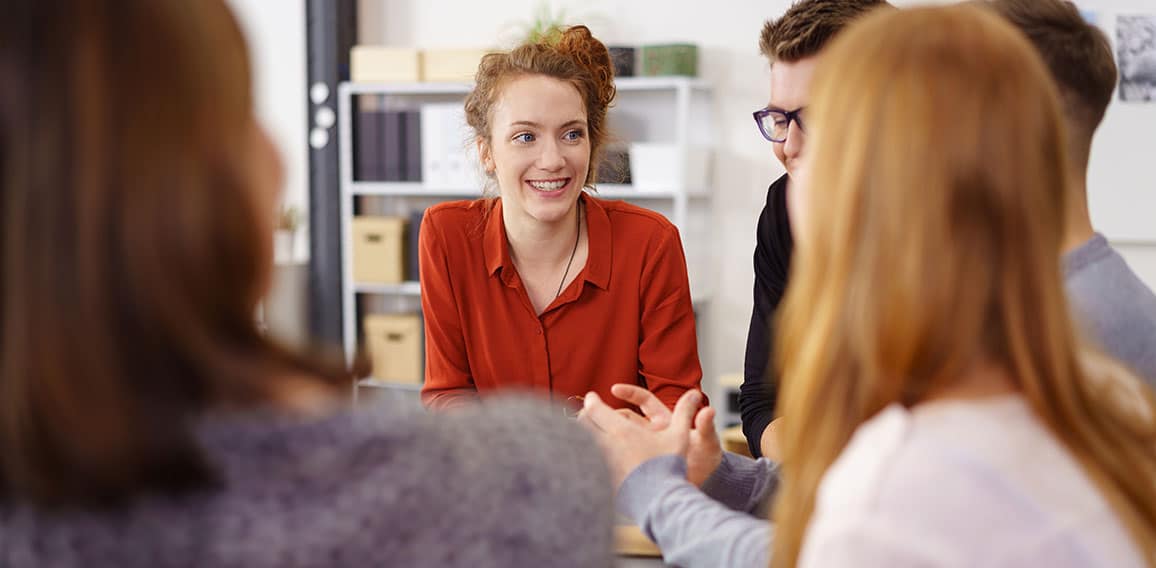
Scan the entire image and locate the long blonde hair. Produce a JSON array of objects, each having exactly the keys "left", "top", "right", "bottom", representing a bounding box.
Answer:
[{"left": 771, "top": 5, "right": 1156, "bottom": 566}]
